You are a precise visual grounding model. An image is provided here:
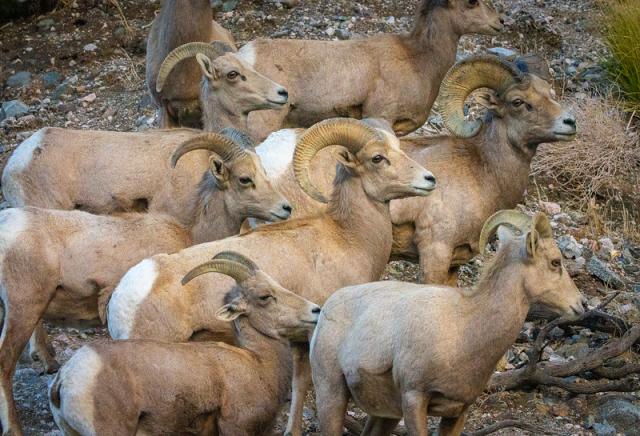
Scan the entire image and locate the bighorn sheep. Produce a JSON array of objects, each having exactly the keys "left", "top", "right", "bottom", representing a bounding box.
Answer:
[
  {"left": 49, "top": 251, "right": 320, "bottom": 436},
  {"left": 310, "top": 211, "right": 585, "bottom": 436},
  {"left": 146, "top": 0, "right": 237, "bottom": 128},
  {"left": 107, "top": 118, "right": 435, "bottom": 435},
  {"left": 241, "top": 0, "right": 503, "bottom": 140},
  {"left": 252, "top": 55, "right": 577, "bottom": 285},
  {"left": 0, "top": 133, "right": 291, "bottom": 436}
]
